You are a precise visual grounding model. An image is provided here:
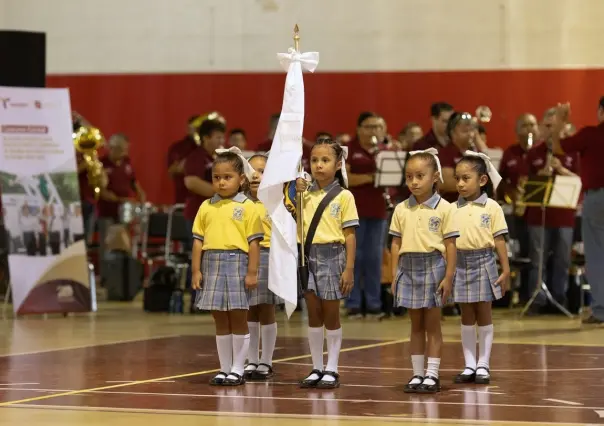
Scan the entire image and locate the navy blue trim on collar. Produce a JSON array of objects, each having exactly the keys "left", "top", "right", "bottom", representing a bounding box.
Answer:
[
  {"left": 408, "top": 192, "right": 441, "bottom": 209},
  {"left": 457, "top": 192, "right": 488, "bottom": 207},
  {"left": 309, "top": 180, "right": 340, "bottom": 192},
  {"left": 210, "top": 192, "right": 248, "bottom": 204}
]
